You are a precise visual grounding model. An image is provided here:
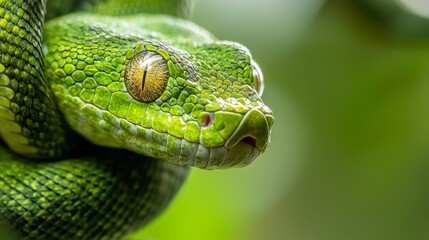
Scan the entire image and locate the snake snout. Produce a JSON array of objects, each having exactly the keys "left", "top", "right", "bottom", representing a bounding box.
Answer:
[{"left": 225, "top": 109, "right": 272, "bottom": 152}]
